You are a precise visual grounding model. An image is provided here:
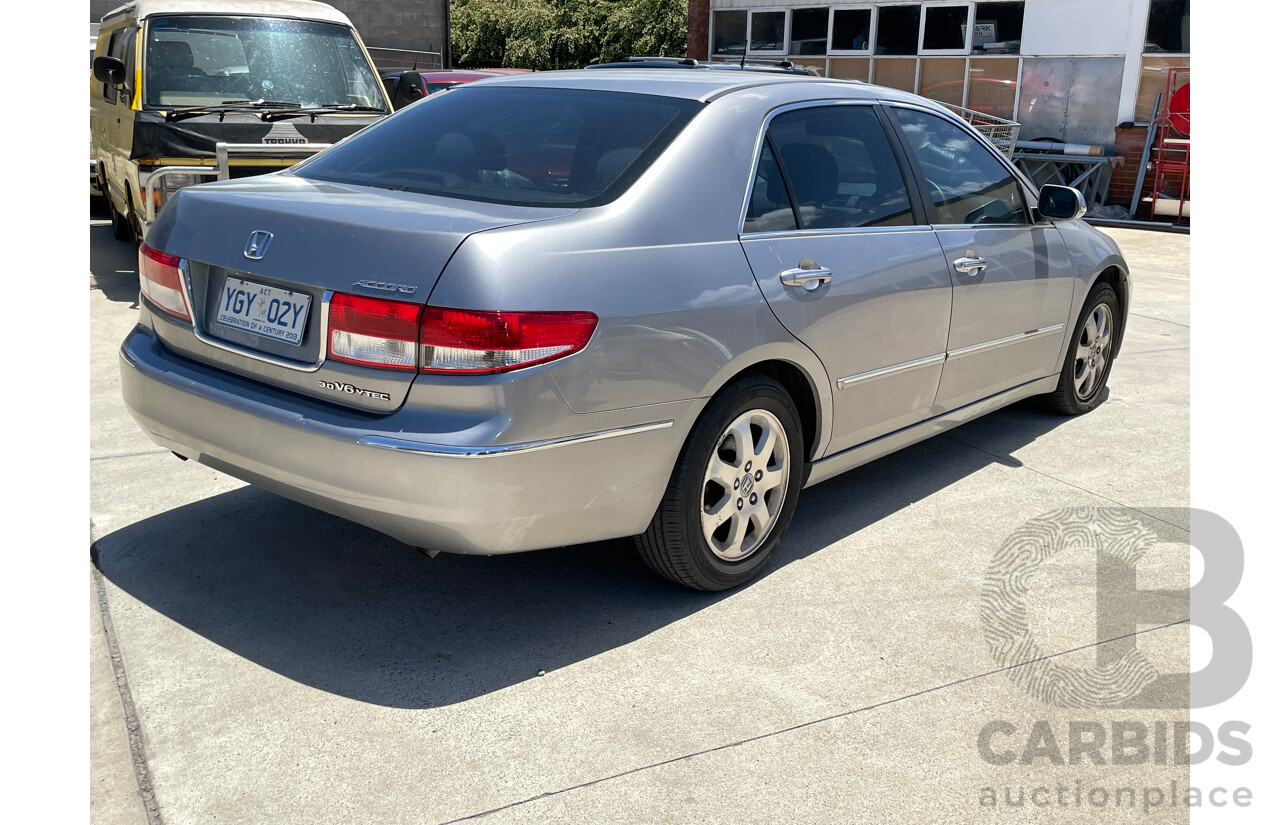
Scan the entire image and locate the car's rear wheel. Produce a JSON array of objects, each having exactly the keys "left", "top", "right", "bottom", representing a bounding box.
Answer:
[
  {"left": 1048, "top": 282, "right": 1118, "bottom": 415},
  {"left": 636, "top": 374, "right": 804, "bottom": 591}
]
